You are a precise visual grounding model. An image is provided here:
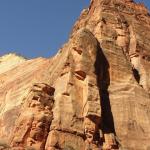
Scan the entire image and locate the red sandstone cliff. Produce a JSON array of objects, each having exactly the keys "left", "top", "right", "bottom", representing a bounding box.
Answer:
[{"left": 0, "top": 0, "right": 150, "bottom": 149}]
